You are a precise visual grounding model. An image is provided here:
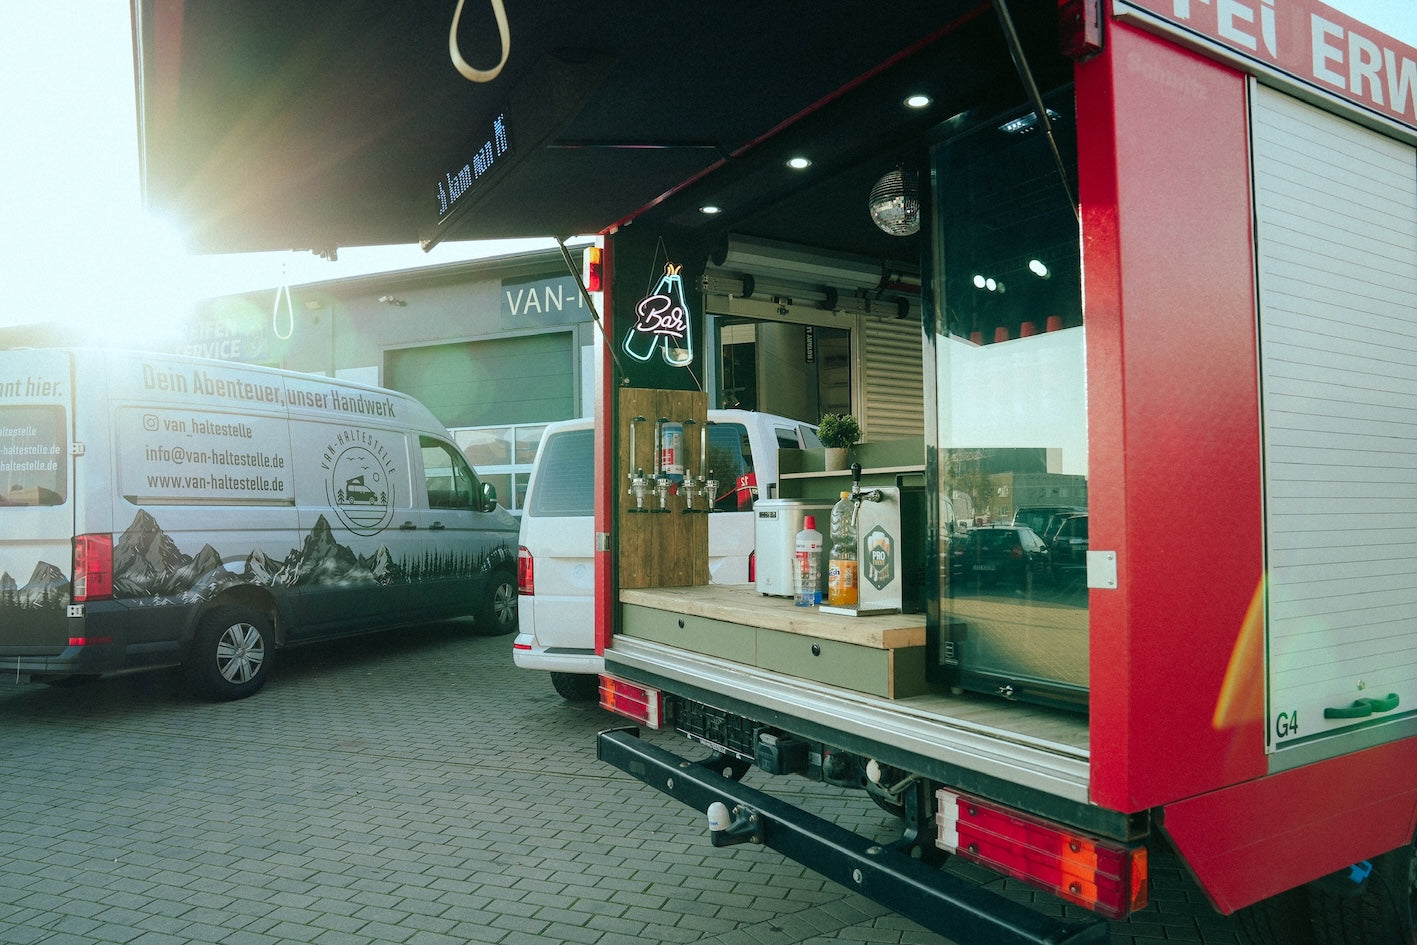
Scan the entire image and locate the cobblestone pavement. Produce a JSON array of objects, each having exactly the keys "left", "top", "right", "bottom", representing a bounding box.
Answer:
[{"left": 0, "top": 623, "right": 1247, "bottom": 945}]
